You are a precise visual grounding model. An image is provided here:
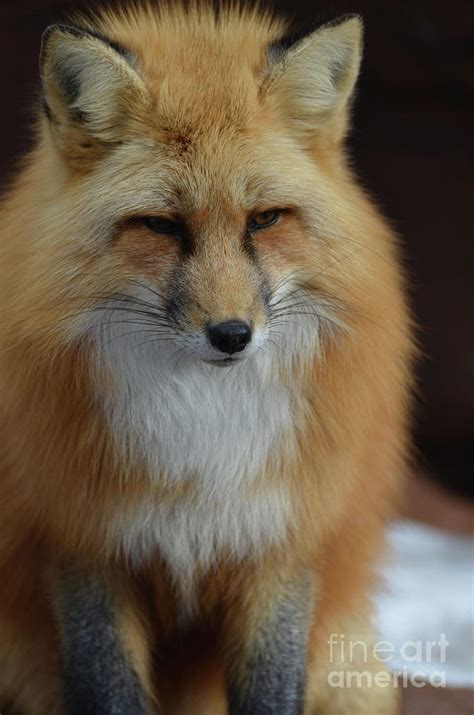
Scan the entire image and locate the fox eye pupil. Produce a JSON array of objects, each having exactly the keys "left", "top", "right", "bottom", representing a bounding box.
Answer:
[
  {"left": 248, "top": 209, "right": 280, "bottom": 231},
  {"left": 142, "top": 217, "right": 182, "bottom": 237}
]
